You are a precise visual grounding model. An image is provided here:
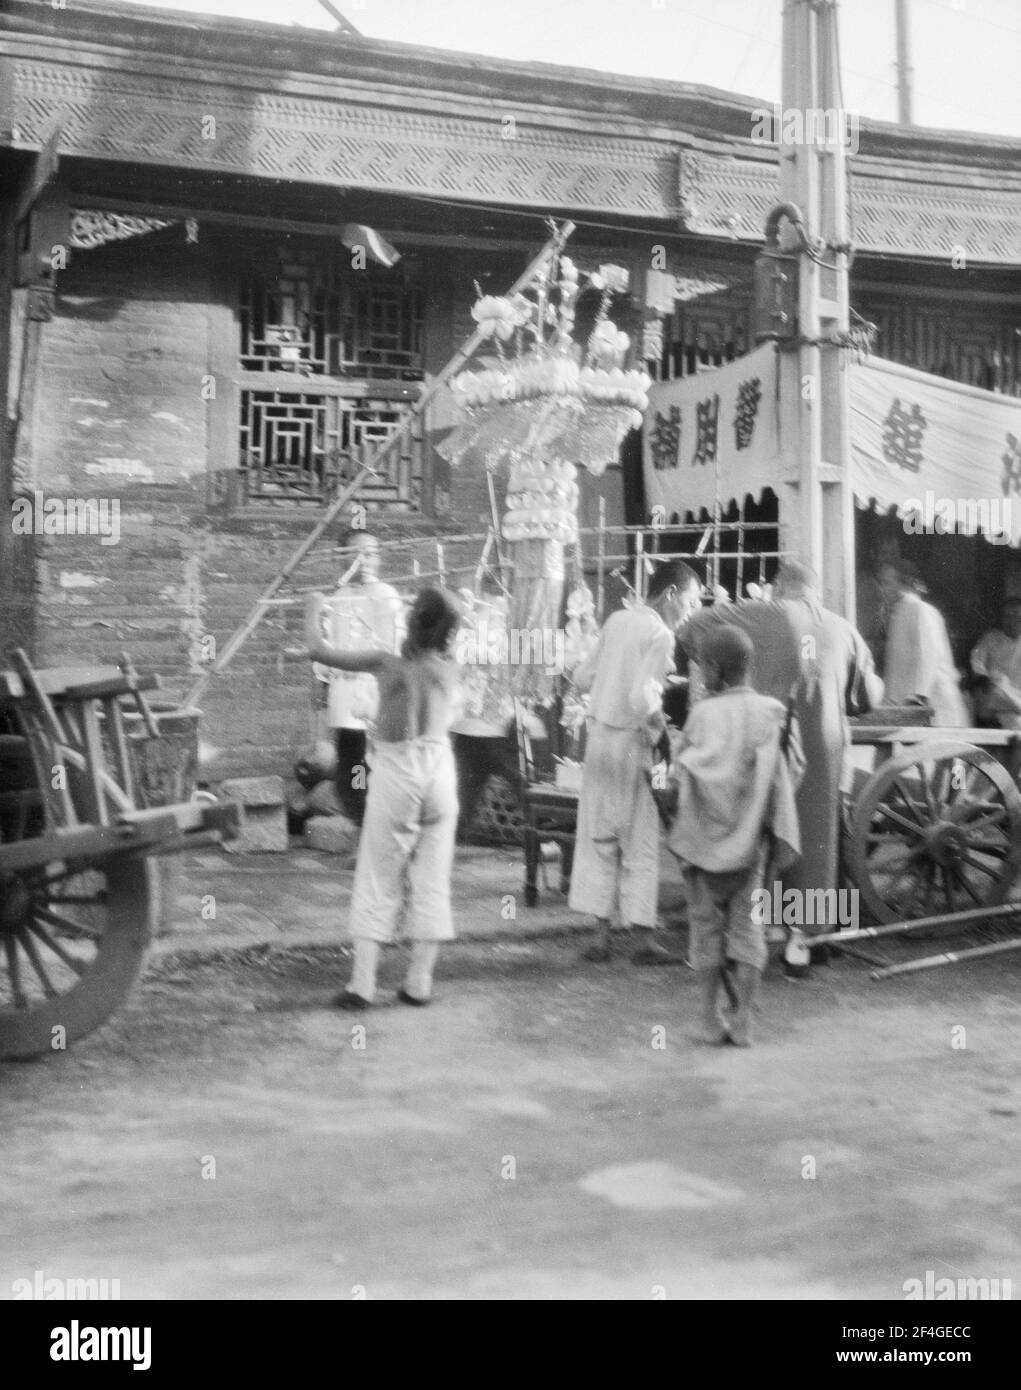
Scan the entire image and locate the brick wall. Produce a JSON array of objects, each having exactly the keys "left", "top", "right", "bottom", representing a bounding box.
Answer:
[
  {"left": 14, "top": 233, "right": 510, "bottom": 780},
  {"left": 14, "top": 231, "right": 626, "bottom": 782}
]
